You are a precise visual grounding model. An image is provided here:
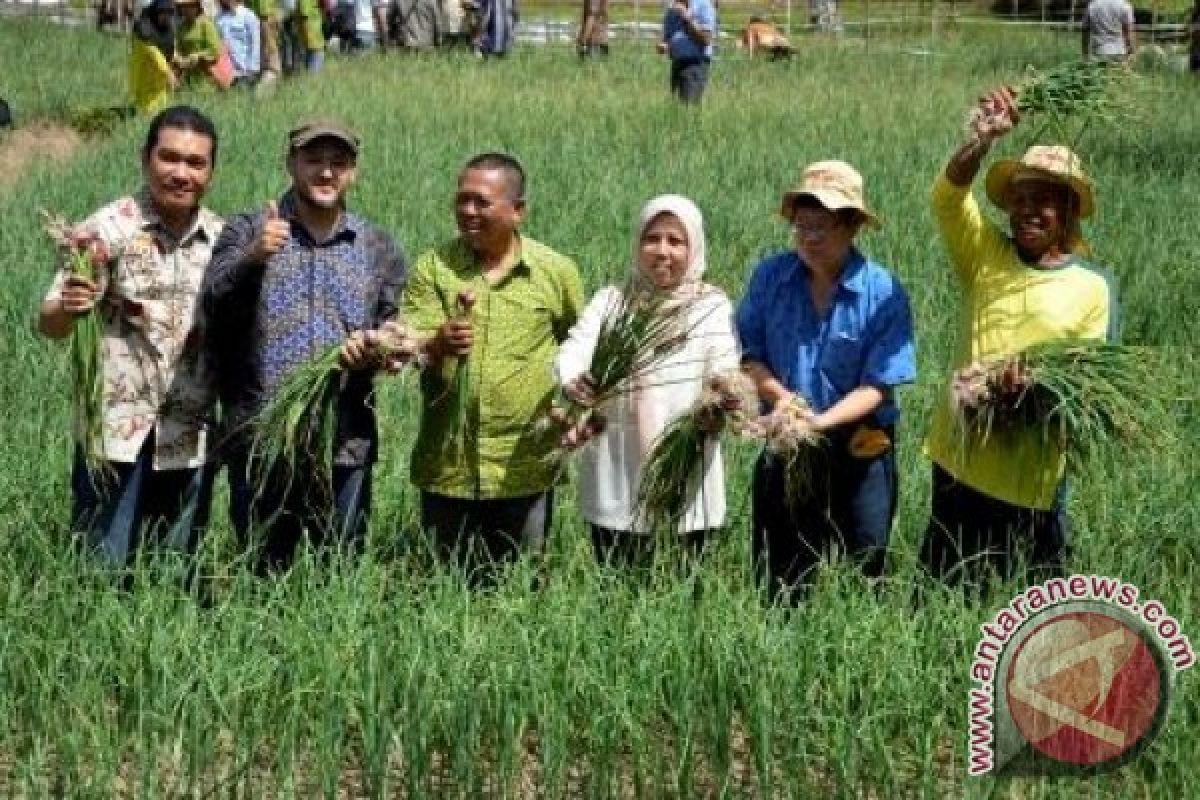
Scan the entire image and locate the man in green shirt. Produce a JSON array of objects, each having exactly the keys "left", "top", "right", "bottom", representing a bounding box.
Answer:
[
  {"left": 175, "top": 0, "right": 223, "bottom": 88},
  {"left": 403, "top": 153, "right": 584, "bottom": 582}
]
